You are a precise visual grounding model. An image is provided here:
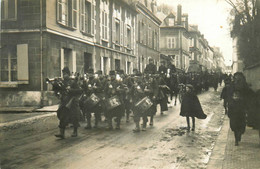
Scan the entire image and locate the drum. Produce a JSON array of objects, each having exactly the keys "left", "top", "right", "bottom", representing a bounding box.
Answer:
[
  {"left": 85, "top": 93, "right": 100, "bottom": 108},
  {"left": 134, "top": 96, "right": 153, "bottom": 113},
  {"left": 105, "top": 96, "right": 121, "bottom": 111}
]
